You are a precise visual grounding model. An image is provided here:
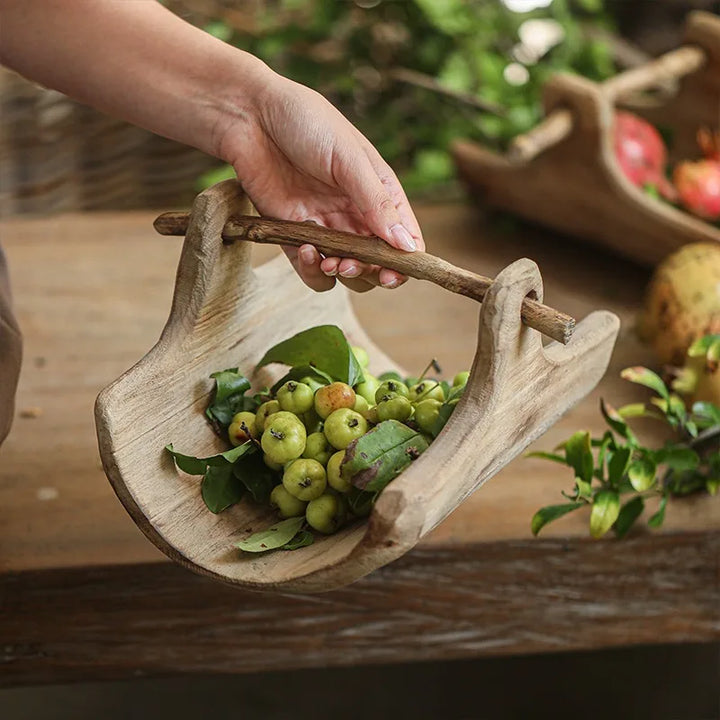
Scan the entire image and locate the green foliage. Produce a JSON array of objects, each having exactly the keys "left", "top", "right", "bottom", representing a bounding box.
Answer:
[
  {"left": 529, "top": 340, "right": 720, "bottom": 538},
  {"left": 196, "top": 0, "right": 615, "bottom": 194},
  {"left": 343, "top": 419, "right": 429, "bottom": 493},
  {"left": 235, "top": 517, "right": 307, "bottom": 553},
  {"left": 205, "top": 368, "right": 254, "bottom": 428},
  {"left": 256, "top": 325, "right": 364, "bottom": 388}
]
